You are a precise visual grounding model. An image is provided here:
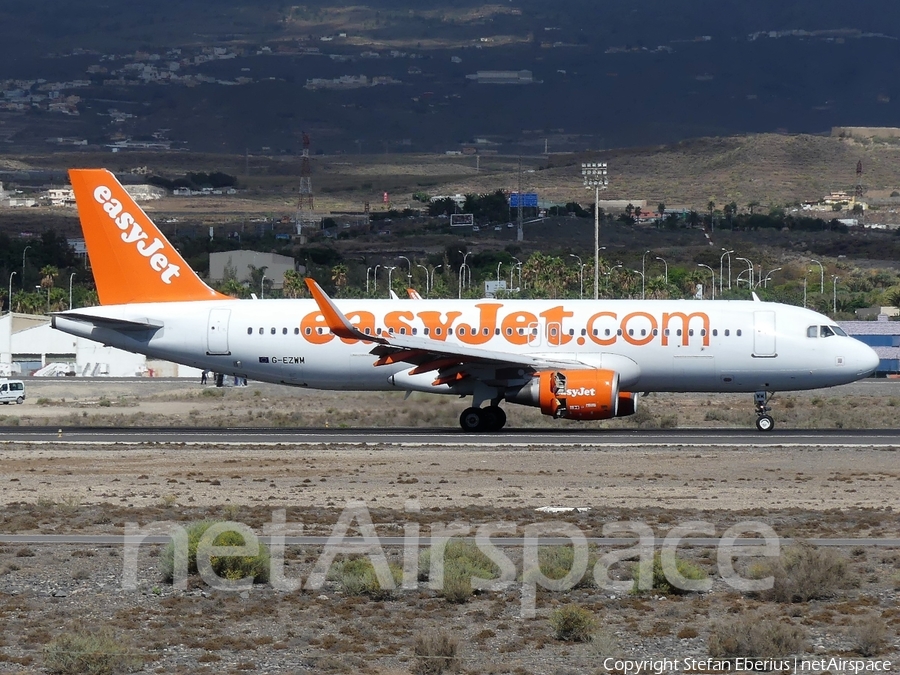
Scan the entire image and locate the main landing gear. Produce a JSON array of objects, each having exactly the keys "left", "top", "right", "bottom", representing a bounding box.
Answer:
[
  {"left": 754, "top": 391, "right": 775, "bottom": 432},
  {"left": 459, "top": 405, "right": 507, "bottom": 432}
]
